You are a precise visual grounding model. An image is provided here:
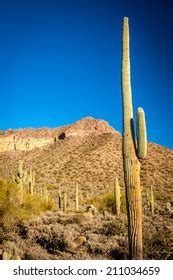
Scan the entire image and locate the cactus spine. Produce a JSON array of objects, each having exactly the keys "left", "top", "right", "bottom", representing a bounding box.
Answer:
[
  {"left": 114, "top": 177, "right": 121, "bottom": 215},
  {"left": 121, "top": 17, "right": 147, "bottom": 259},
  {"left": 75, "top": 183, "right": 79, "bottom": 211}
]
